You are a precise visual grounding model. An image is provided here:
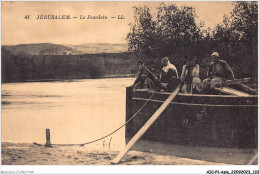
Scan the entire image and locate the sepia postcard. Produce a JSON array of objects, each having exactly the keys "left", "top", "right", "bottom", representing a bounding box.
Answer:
[{"left": 1, "top": 0, "right": 258, "bottom": 174}]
